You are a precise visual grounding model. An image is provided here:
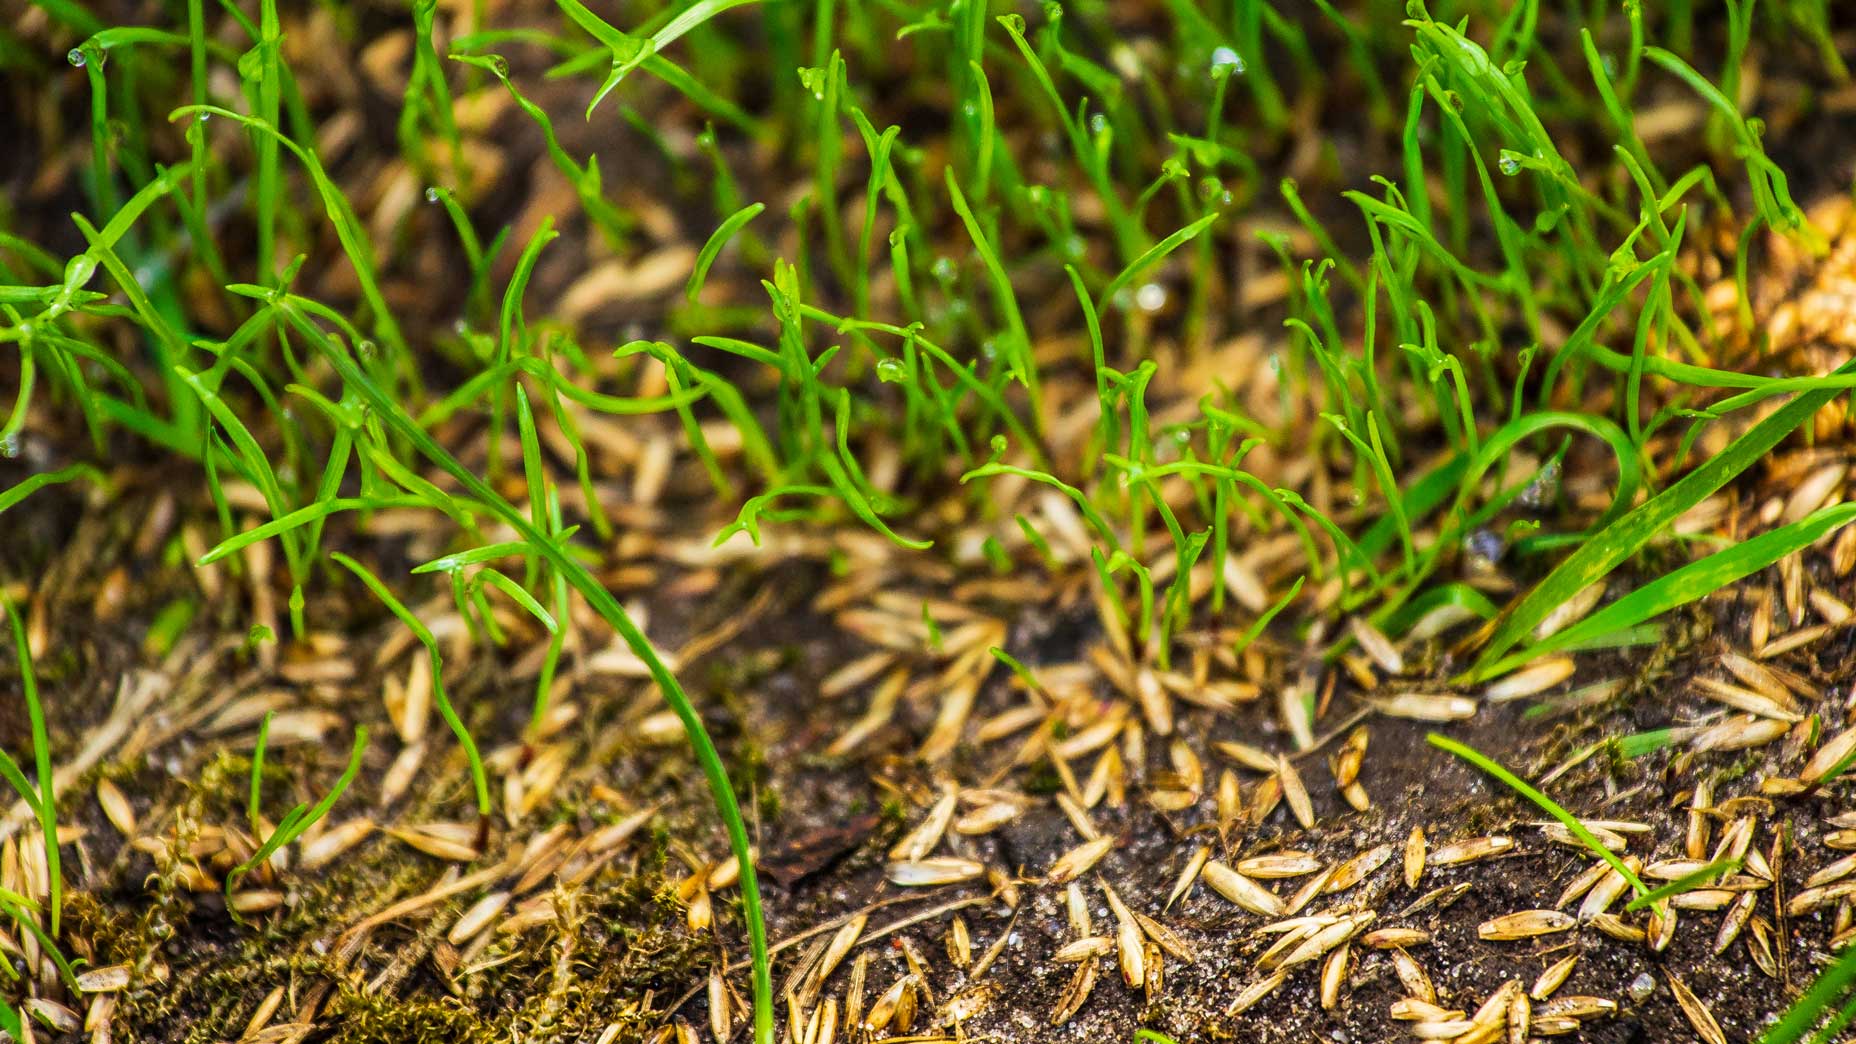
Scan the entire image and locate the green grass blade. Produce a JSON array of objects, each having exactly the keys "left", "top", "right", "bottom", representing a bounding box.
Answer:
[
  {"left": 2, "top": 592, "right": 60, "bottom": 936},
  {"left": 329, "top": 552, "right": 489, "bottom": 817},
  {"left": 1467, "top": 359, "right": 1856, "bottom": 679},
  {"left": 1496, "top": 503, "right": 1856, "bottom": 673},
  {"left": 1623, "top": 856, "right": 1739, "bottom": 912},
  {"left": 1428, "top": 733, "right": 1651, "bottom": 903},
  {"left": 686, "top": 202, "right": 765, "bottom": 304}
]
